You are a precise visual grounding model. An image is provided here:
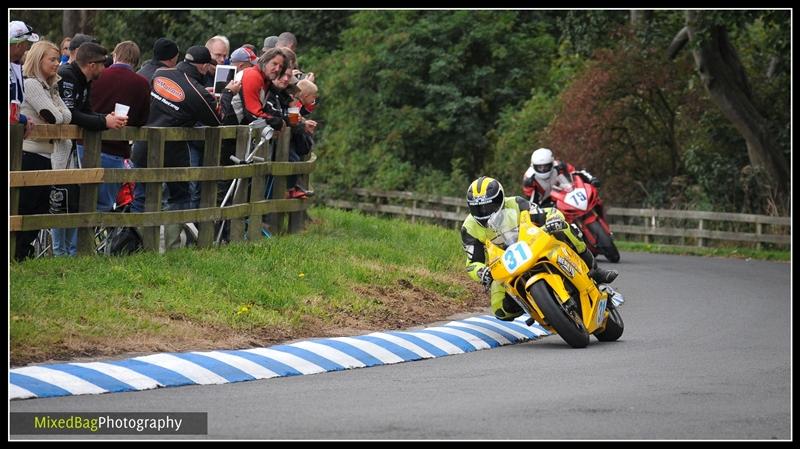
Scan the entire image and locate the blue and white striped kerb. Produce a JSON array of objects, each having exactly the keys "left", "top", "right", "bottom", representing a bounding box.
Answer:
[{"left": 10, "top": 314, "right": 550, "bottom": 400}]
